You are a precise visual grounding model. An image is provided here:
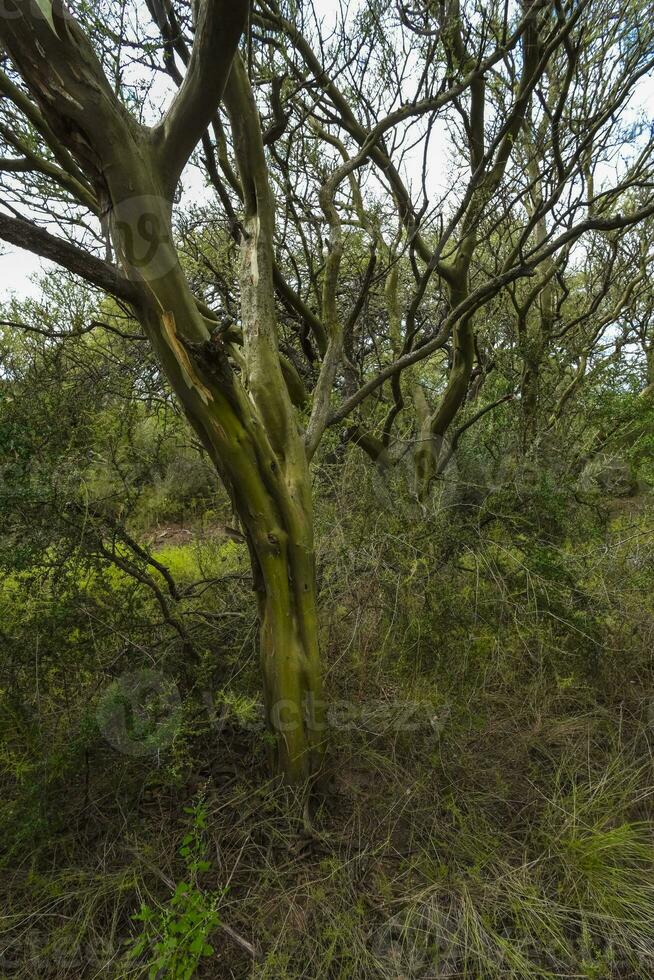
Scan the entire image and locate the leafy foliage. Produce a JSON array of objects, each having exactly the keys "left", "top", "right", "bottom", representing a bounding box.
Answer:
[{"left": 129, "top": 798, "right": 225, "bottom": 980}]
